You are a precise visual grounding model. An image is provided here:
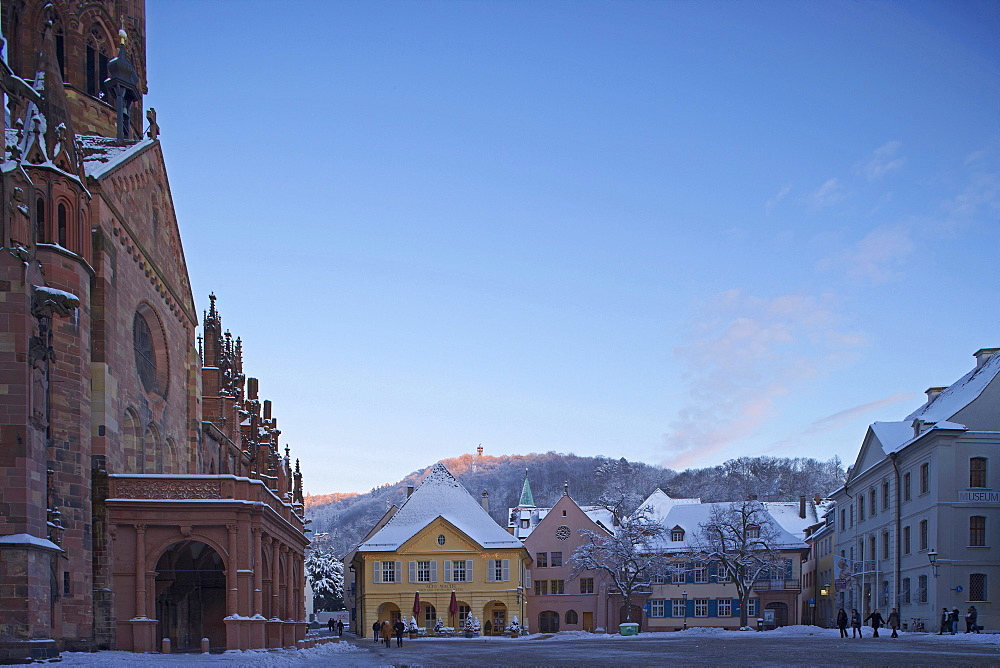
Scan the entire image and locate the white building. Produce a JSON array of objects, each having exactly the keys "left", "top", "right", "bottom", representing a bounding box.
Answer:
[{"left": 831, "top": 348, "right": 999, "bottom": 631}]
